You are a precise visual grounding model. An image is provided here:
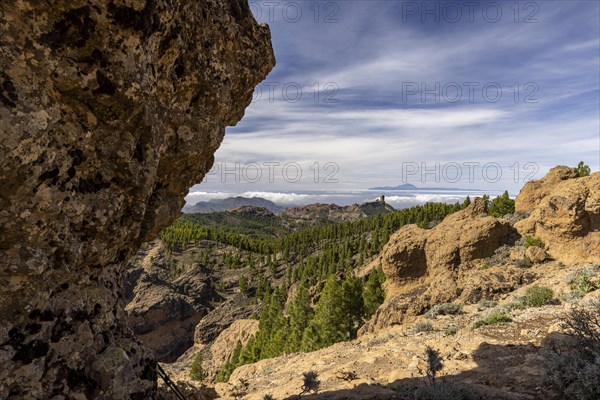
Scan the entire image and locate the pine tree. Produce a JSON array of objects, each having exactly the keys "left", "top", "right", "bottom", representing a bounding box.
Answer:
[
  {"left": 237, "top": 336, "right": 256, "bottom": 365},
  {"left": 463, "top": 195, "right": 471, "bottom": 208},
  {"left": 301, "top": 276, "right": 345, "bottom": 352},
  {"left": 285, "top": 283, "right": 313, "bottom": 353},
  {"left": 363, "top": 267, "right": 385, "bottom": 317},
  {"left": 341, "top": 268, "right": 364, "bottom": 338},
  {"left": 190, "top": 353, "right": 207, "bottom": 382},
  {"left": 488, "top": 191, "right": 514, "bottom": 217},
  {"left": 239, "top": 275, "right": 248, "bottom": 295},
  {"left": 216, "top": 340, "right": 242, "bottom": 382}
]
